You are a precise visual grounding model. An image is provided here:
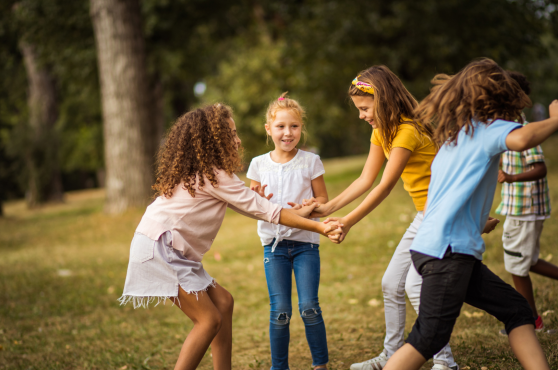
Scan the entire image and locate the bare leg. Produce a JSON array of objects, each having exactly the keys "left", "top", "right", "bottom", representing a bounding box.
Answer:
[
  {"left": 530, "top": 259, "right": 558, "bottom": 279},
  {"left": 512, "top": 274, "right": 538, "bottom": 317},
  {"left": 509, "top": 324, "right": 550, "bottom": 370},
  {"left": 382, "top": 343, "right": 426, "bottom": 370},
  {"left": 207, "top": 283, "right": 234, "bottom": 370},
  {"left": 170, "top": 285, "right": 229, "bottom": 370}
]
